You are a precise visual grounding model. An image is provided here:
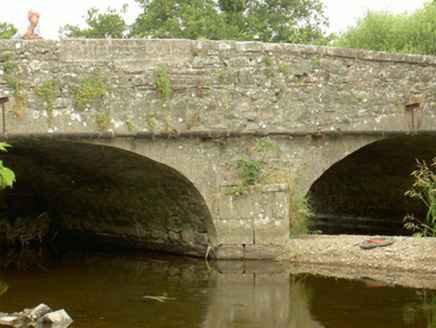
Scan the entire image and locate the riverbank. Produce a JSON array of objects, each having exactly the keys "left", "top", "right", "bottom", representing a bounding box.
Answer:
[{"left": 279, "top": 235, "right": 436, "bottom": 289}]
